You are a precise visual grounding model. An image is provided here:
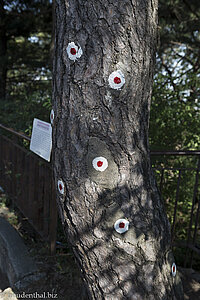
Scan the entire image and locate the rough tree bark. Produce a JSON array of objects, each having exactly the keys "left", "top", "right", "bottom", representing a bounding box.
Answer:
[
  {"left": 0, "top": 0, "right": 7, "bottom": 100},
  {"left": 52, "top": 1, "right": 183, "bottom": 299}
]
